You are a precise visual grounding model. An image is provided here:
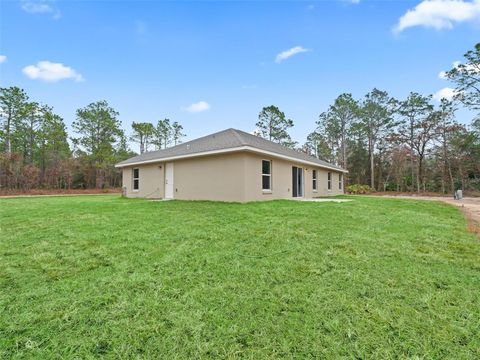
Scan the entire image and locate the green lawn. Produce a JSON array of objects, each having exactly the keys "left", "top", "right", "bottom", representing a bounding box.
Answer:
[{"left": 1, "top": 195, "right": 479, "bottom": 359}]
